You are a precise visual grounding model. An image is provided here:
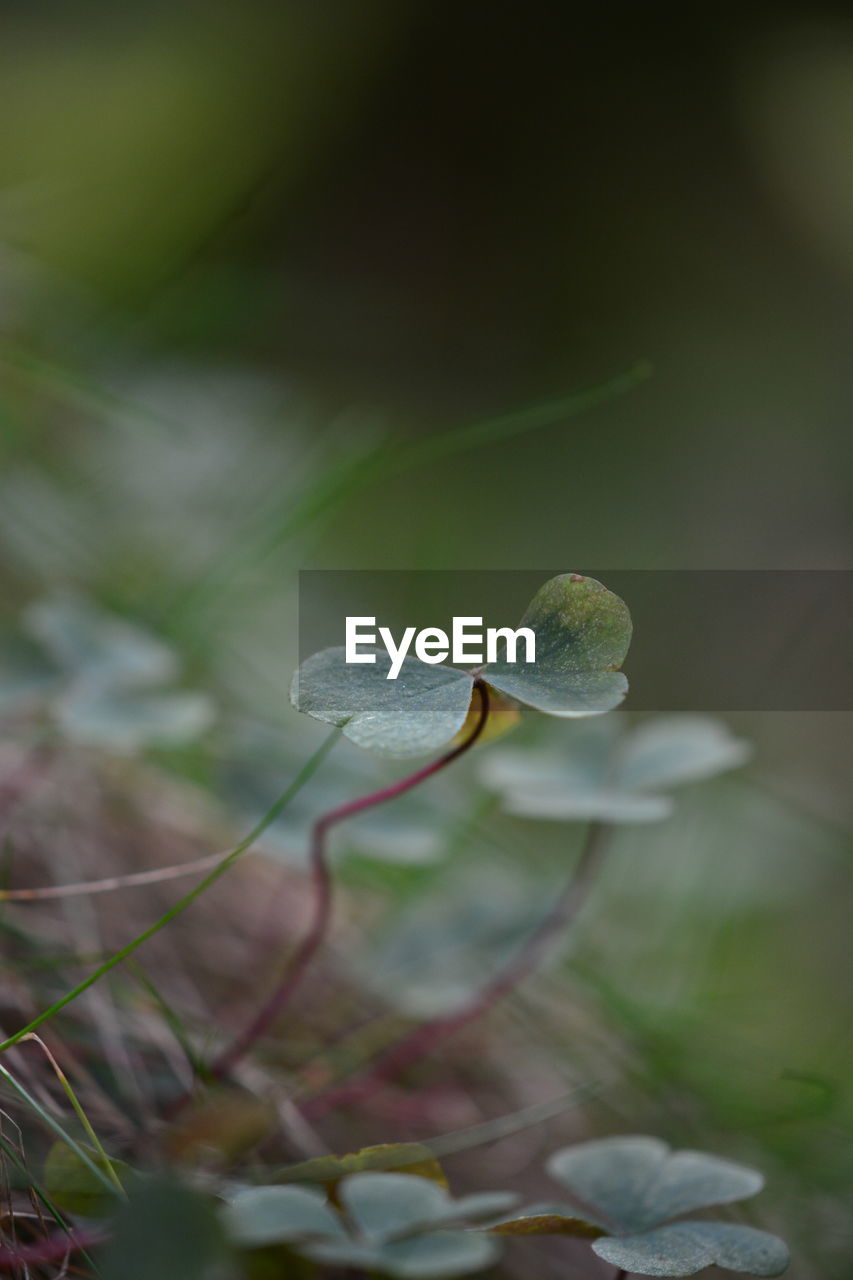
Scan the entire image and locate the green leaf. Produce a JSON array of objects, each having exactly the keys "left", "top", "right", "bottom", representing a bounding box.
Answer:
[
  {"left": 273, "top": 1141, "right": 449, "bottom": 1188},
  {"left": 291, "top": 574, "right": 632, "bottom": 757},
  {"left": 369, "top": 1230, "right": 501, "bottom": 1278},
  {"left": 433, "top": 1191, "right": 520, "bottom": 1226},
  {"left": 300, "top": 1238, "right": 381, "bottom": 1270},
  {"left": 99, "top": 1176, "right": 229, "bottom": 1280},
  {"left": 222, "top": 1185, "right": 346, "bottom": 1247},
  {"left": 592, "top": 1222, "right": 790, "bottom": 1277},
  {"left": 226, "top": 1173, "right": 512, "bottom": 1279},
  {"left": 304, "top": 1230, "right": 501, "bottom": 1278},
  {"left": 339, "top": 1172, "right": 452, "bottom": 1242},
  {"left": 486, "top": 1202, "right": 603, "bottom": 1237},
  {"left": 484, "top": 574, "right": 631, "bottom": 717},
  {"left": 44, "top": 1141, "right": 136, "bottom": 1217},
  {"left": 337, "top": 1173, "right": 516, "bottom": 1242},
  {"left": 548, "top": 1136, "right": 765, "bottom": 1234},
  {"left": 479, "top": 715, "right": 751, "bottom": 824},
  {"left": 481, "top": 744, "right": 671, "bottom": 822},
  {"left": 291, "top": 647, "right": 475, "bottom": 757},
  {"left": 615, "top": 716, "right": 753, "bottom": 792}
]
